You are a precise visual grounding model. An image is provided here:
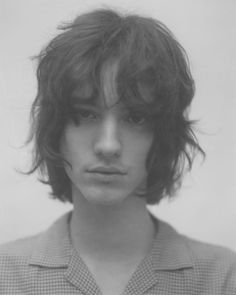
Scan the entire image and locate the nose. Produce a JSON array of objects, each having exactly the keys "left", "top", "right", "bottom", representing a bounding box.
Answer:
[{"left": 94, "top": 116, "right": 122, "bottom": 160}]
